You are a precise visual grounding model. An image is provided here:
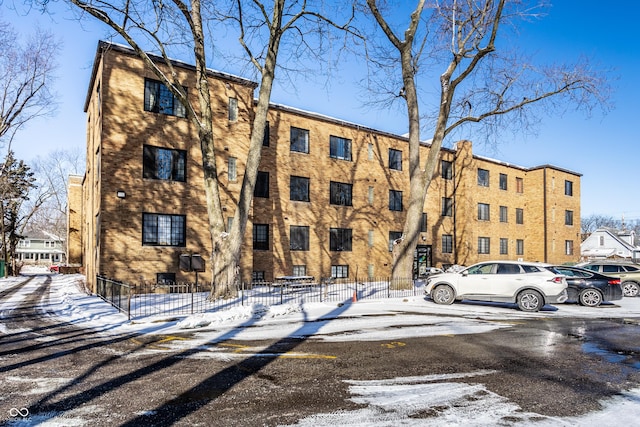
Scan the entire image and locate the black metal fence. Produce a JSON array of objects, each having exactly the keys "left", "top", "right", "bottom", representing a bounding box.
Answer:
[{"left": 96, "top": 275, "right": 424, "bottom": 320}]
